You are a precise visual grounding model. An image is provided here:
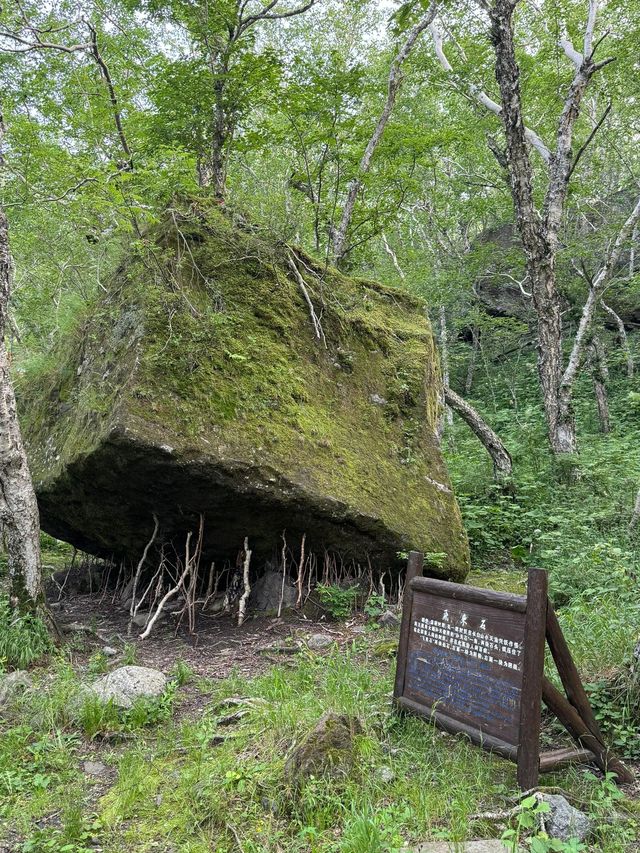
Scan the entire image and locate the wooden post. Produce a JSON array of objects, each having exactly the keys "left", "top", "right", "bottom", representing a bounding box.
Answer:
[
  {"left": 516, "top": 567, "right": 547, "bottom": 790},
  {"left": 393, "top": 550, "right": 423, "bottom": 701}
]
